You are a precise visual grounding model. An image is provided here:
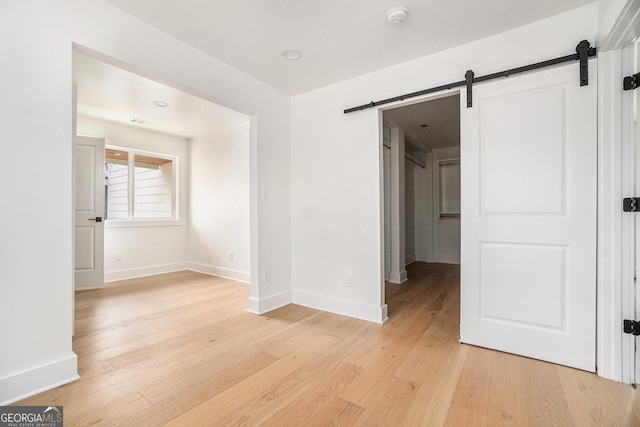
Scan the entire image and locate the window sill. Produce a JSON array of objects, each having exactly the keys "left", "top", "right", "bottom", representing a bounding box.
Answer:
[{"left": 105, "top": 219, "right": 184, "bottom": 228}]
